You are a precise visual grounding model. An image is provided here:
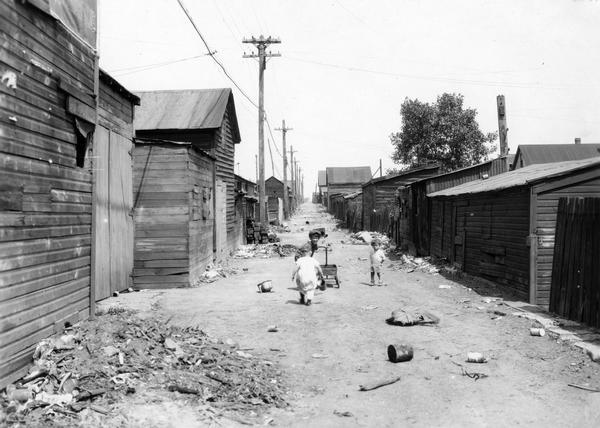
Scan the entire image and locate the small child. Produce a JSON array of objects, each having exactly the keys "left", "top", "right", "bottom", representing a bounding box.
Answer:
[
  {"left": 369, "top": 239, "right": 386, "bottom": 286},
  {"left": 292, "top": 248, "right": 323, "bottom": 306}
]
